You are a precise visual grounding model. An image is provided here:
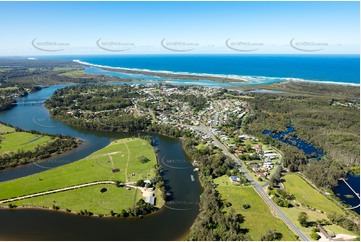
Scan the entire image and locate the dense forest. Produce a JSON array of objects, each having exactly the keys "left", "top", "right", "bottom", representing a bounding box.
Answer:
[
  {"left": 0, "top": 59, "right": 125, "bottom": 86},
  {"left": 46, "top": 85, "right": 137, "bottom": 111},
  {"left": 243, "top": 92, "right": 359, "bottom": 188},
  {"left": 0, "top": 97, "right": 15, "bottom": 111},
  {"left": 245, "top": 94, "right": 359, "bottom": 167},
  {"left": 45, "top": 85, "right": 150, "bottom": 132}
]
